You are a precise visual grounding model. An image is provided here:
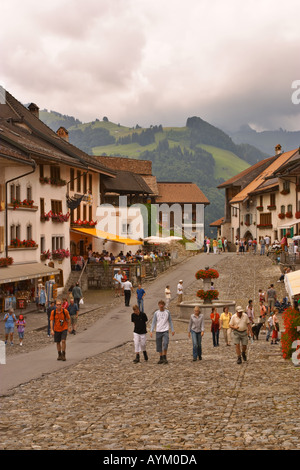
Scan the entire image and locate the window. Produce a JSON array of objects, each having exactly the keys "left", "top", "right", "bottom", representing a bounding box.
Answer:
[
  {"left": 89, "top": 205, "right": 92, "bottom": 221},
  {"left": 16, "top": 224, "right": 21, "bottom": 240},
  {"left": 122, "top": 223, "right": 132, "bottom": 234},
  {"left": 40, "top": 198, "right": 45, "bottom": 217},
  {"left": 10, "top": 184, "right": 15, "bottom": 203},
  {"left": 10, "top": 224, "right": 15, "bottom": 244},
  {"left": 287, "top": 204, "right": 293, "bottom": 213},
  {"left": 283, "top": 180, "right": 290, "bottom": 192},
  {"left": 281, "top": 205, "right": 285, "bottom": 214},
  {"left": 16, "top": 184, "right": 20, "bottom": 201},
  {"left": 77, "top": 170, "right": 81, "bottom": 192},
  {"left": 26, "top": 186, "right": 32, "bottom": 201},
  {"left": 89, "top": 174, "right": 93, "bottom": 193},
  {"left": 270, "top": 193, "right": 275, "bottom": 206},
  {"left": 83, "top": 173, "right": 87, "bottom": 194},
  {"left": 26, "top": 224, "right": 32, "bottom": 240},
  {"left": 40, "top": 236, "right": 45, "bottom": 253},
  {"left": 39, "top": 164, "right": 44, "bottom": 179},
  {"left": 51, "top": 200, "right": 62, "bottom": 214},
  {"left": 259, "top": 213, "right": 272, "bottom": 226},
  {"left": 83, "top": 205, "right": 87, "bottom": 221},
  {"left": 50, "top": 166, "right": 60, "bottom": 181},
  {"left": 76, "top": 205, "right": 80, "bottom": 220},
  {"left": 70, "top": 168, "right": 75, "bottom": 191},
  {"left": 52, "top": 236, "right": 64, "bottom": 251}
]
